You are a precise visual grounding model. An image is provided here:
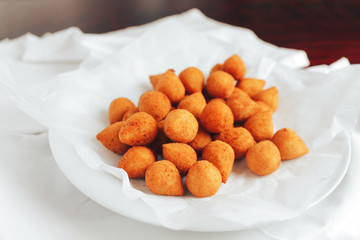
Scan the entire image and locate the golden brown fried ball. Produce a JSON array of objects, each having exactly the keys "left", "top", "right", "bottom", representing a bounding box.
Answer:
[
  {"left": 164, "top": 109, "right": 198, "bottom": 143},
  {"left": 189, "top": 126, "right": 212, "bottom": 154},
  {"left": 202, "top": 140, "right": 235, "bottom": 183},
  {"left": 179, "top": 67, "right": 204, "bottom": 94},
  {"left": 253, "top": 86, "right": 279, "bottom": 111},
  {"left": 226, "top": 88, "right": 257, "bottom": 122},
  {"left": 244, "top": 110, "right": 274, "bottom": 142},
  {"left": 227, "top": 87, "right": 242, "bottom": 98},
  {"left": 246, "top": 140, "right": 281, "bottom": 176},
  {"left": 122, "top": 107, "right": 139, "bottom": 121},
  {"left": 228, "top": 87, "right": 244, "bottom": 98},
  {"left": 162, "top": 143, "right": 197, "bottom": 175},
  {"left": 145, "top": 160, "right": 184, "bottom": 196},
  {"left": 210, "top": 63, "right": 223, "bottom": 74},
  {"left": 119, "top": 112, "right": 158, "bottom": 146},
  {"left": 222, "top": 54, "right": 246, "bottom": 80},
  {"left": 108, "top": 97, "right": 135, "bottom": 124},
  {"left": 200, "top": 100, "right": 234, "bottom": 133},
  {"left": 254, "top": 101, "right": 272, "bottom": 114},
  {"left": 205, "top": 70, "right": 235, "bottom": 99},
  {"left": 236, "top": 78, "right": 266, "bottom": 98},
  {"left": 96, "top": 121, "right": 129, "bottom": 154},
  {"left": 186, "top": 160, "right": 222, "bottom": 198},
  {"left": 155, "top": 69, "right": 185, "bottom": 104},
  {"left": 217, "top": 127, "right": 256, "bottom": 159},
  {"left": 149, "top": 69, "right": 175, "bottom": 89},
  {"left": 118, "top": 146, "right": 156, "bottom": 178},
  {"left": 177, "top": 92, "right": 206, "bottom": 119},
  {"left": 138, "top": 91, "right": 171, "bottom": 121},
  {"left": 271, "top": 128, "right": 309, "bottom": 160}
]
